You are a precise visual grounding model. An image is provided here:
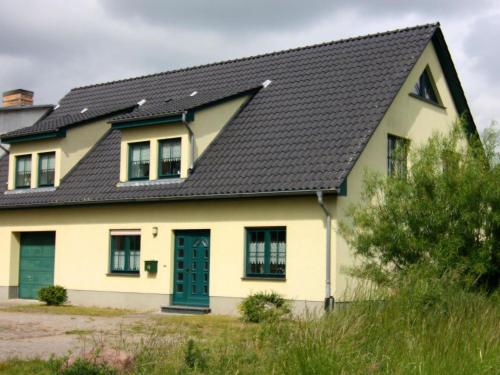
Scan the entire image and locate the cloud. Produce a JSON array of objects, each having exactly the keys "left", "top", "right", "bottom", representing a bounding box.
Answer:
[
  {"left": 0, "top": 0, "right": 497, "bottom": 132},
  {"left": 462, "top": 14, "right": 500, "bottom": 128},
  {"left": 465, "top": 14, "right": 500, "bottom": 87},
  {"left": 102, "top": 0, "right": 341, "bottom": 32},
  {"left": 356, "top": 0, "right": 494, "bottom": 17},
  {"left": 102, "top": 0, "right": 494, "bottom": 32}
]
